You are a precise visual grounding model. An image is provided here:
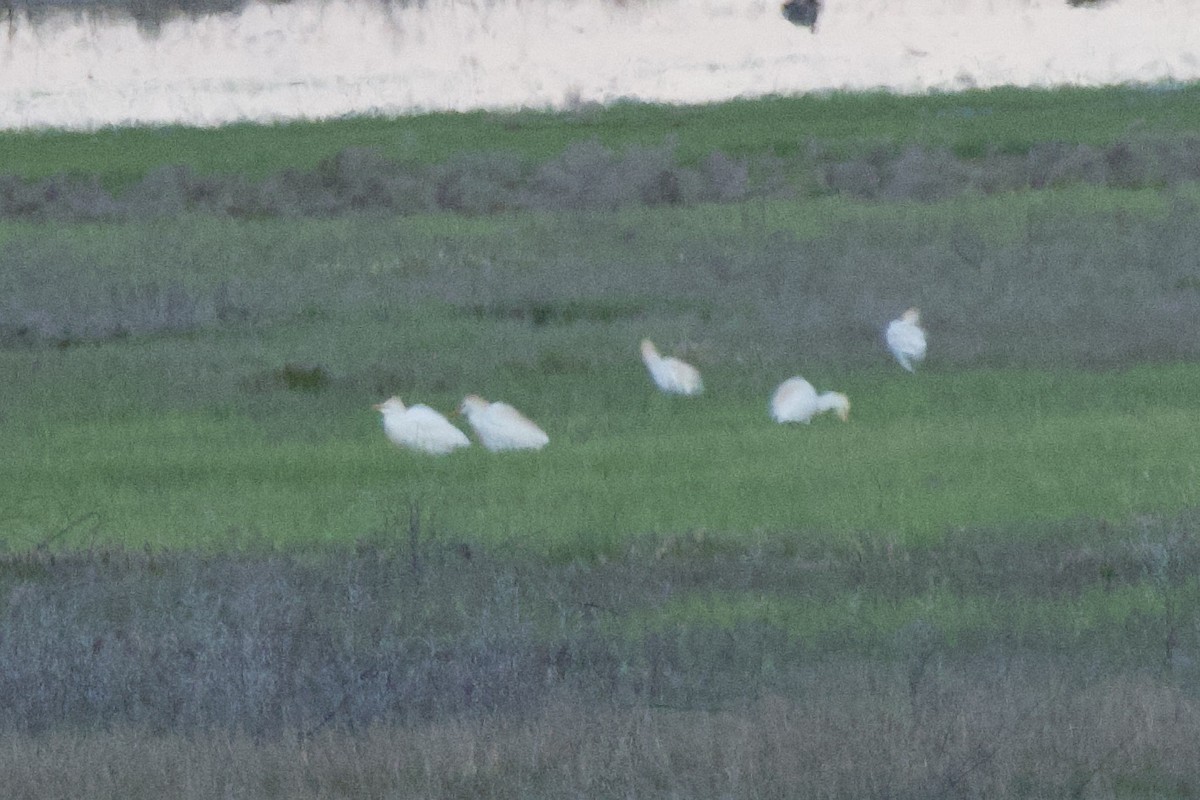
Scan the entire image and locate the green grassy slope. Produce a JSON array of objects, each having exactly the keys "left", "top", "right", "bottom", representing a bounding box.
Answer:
[{"left": 3, "top": 83, "right": 1199, "bottom": 189}]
